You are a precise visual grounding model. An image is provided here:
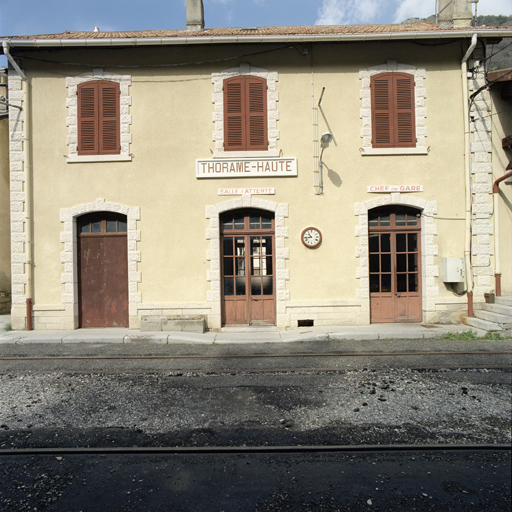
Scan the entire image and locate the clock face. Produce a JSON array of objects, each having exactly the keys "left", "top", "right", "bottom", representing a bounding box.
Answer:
[{"left": 301, "top": 227, "right": 322, "bottom": 248}]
